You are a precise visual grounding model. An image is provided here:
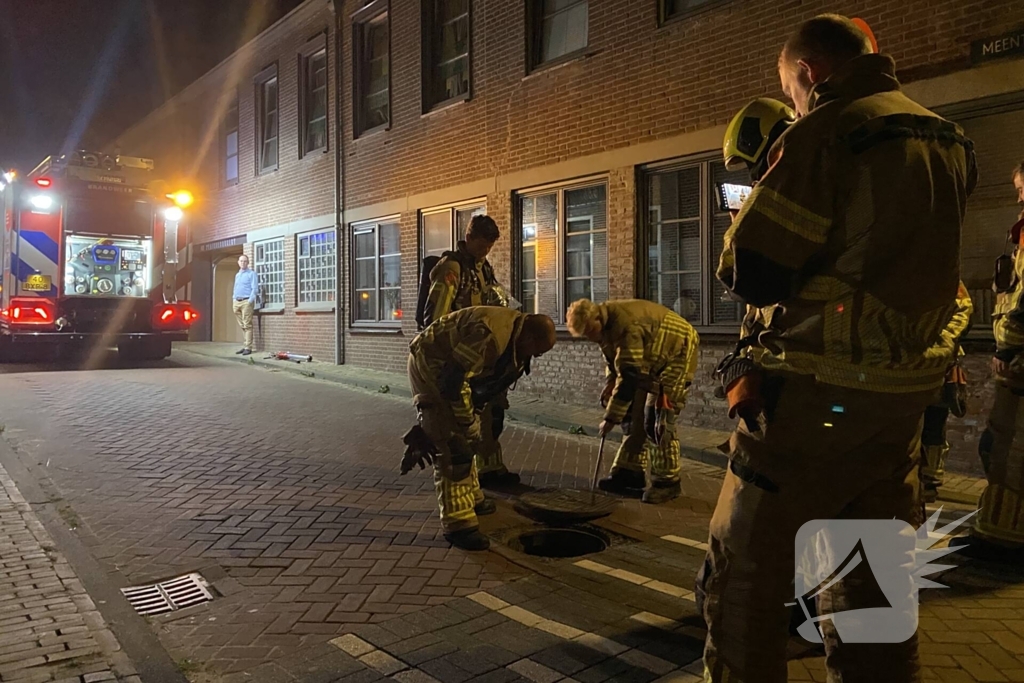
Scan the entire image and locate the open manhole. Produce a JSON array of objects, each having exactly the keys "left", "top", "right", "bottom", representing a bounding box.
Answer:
[
  {"left": 511, "top": 527, "right": 609, "bottom": 558},
  {"left": 121, "top": 572, "right": 214, "bottom": 616}
]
